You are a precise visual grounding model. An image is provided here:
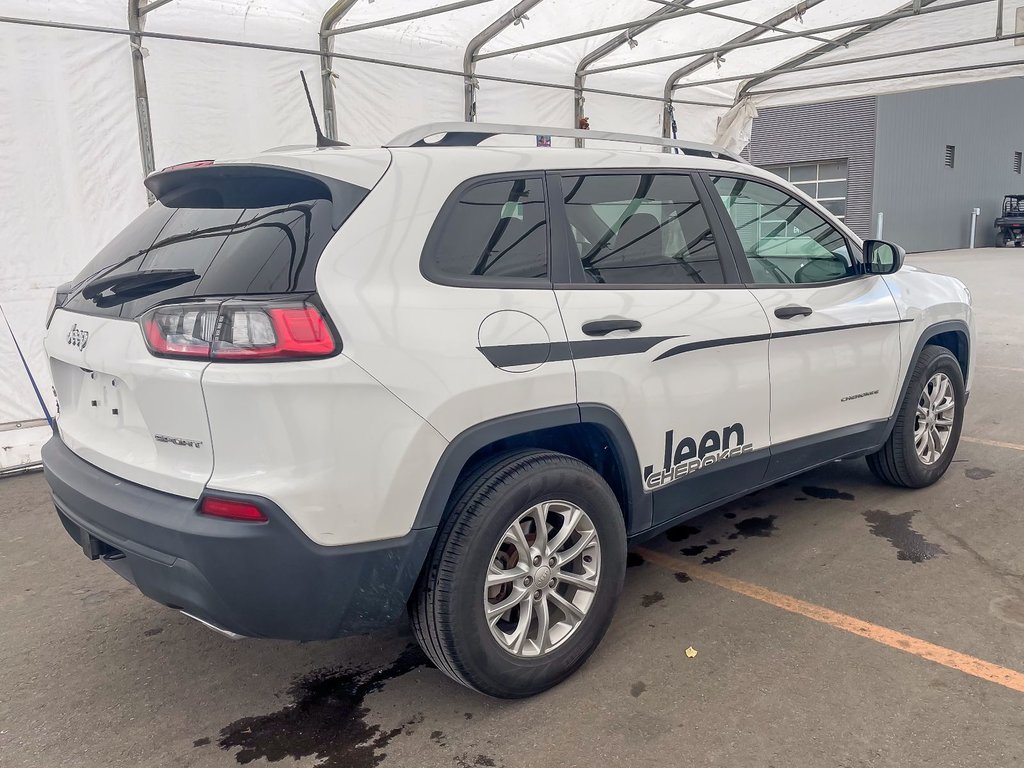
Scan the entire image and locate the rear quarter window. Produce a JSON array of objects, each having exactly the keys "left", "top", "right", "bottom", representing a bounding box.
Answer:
[{"left": 421, "top": 176, "right": 549, "bottom": 286}]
